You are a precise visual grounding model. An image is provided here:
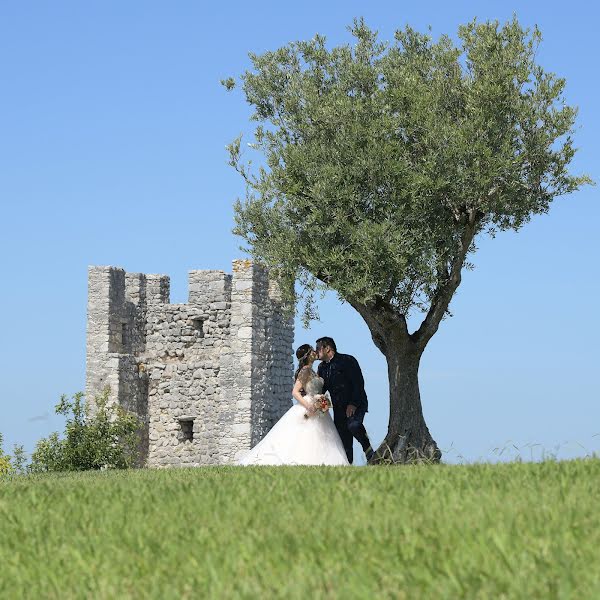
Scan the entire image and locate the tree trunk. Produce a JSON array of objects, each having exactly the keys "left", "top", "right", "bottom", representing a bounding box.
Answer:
[
  {"left": 373, "top": 338, "right": 441, "bottom": 464},
  {"left": 349, "top": 299, "right": 443, "bottom": 464}
]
